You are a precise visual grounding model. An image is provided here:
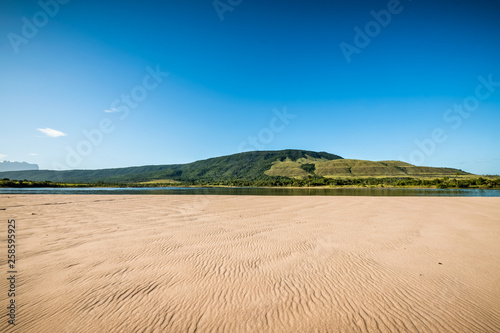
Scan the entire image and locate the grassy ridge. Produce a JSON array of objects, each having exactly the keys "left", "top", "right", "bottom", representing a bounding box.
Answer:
[{"left": 271, "top": 158, "right": 470, "bottom": 178}]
